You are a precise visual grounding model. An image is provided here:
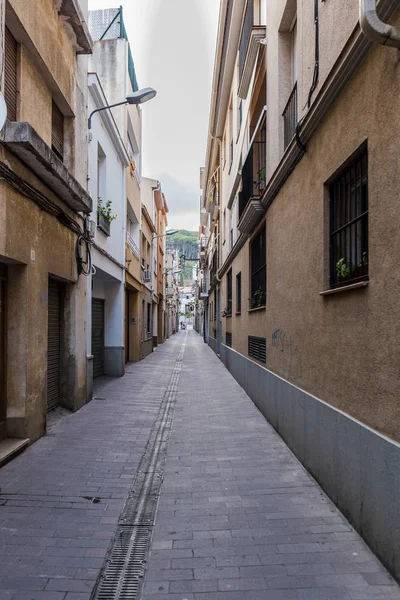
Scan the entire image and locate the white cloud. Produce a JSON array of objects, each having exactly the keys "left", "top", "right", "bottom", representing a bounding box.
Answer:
[{"left": 88, "top": 0, "right": 220, "bottom": 231}]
